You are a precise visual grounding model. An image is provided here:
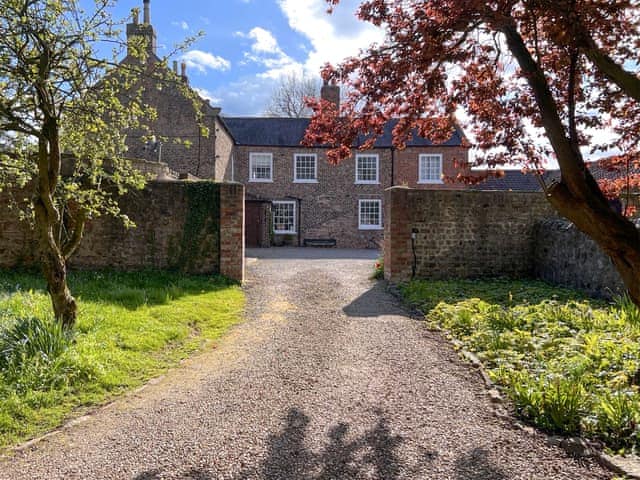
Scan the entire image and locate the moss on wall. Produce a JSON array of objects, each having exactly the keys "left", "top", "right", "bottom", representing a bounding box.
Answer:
[{"left": 172, "top": 181, "right": 220, "bottom": 272}]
